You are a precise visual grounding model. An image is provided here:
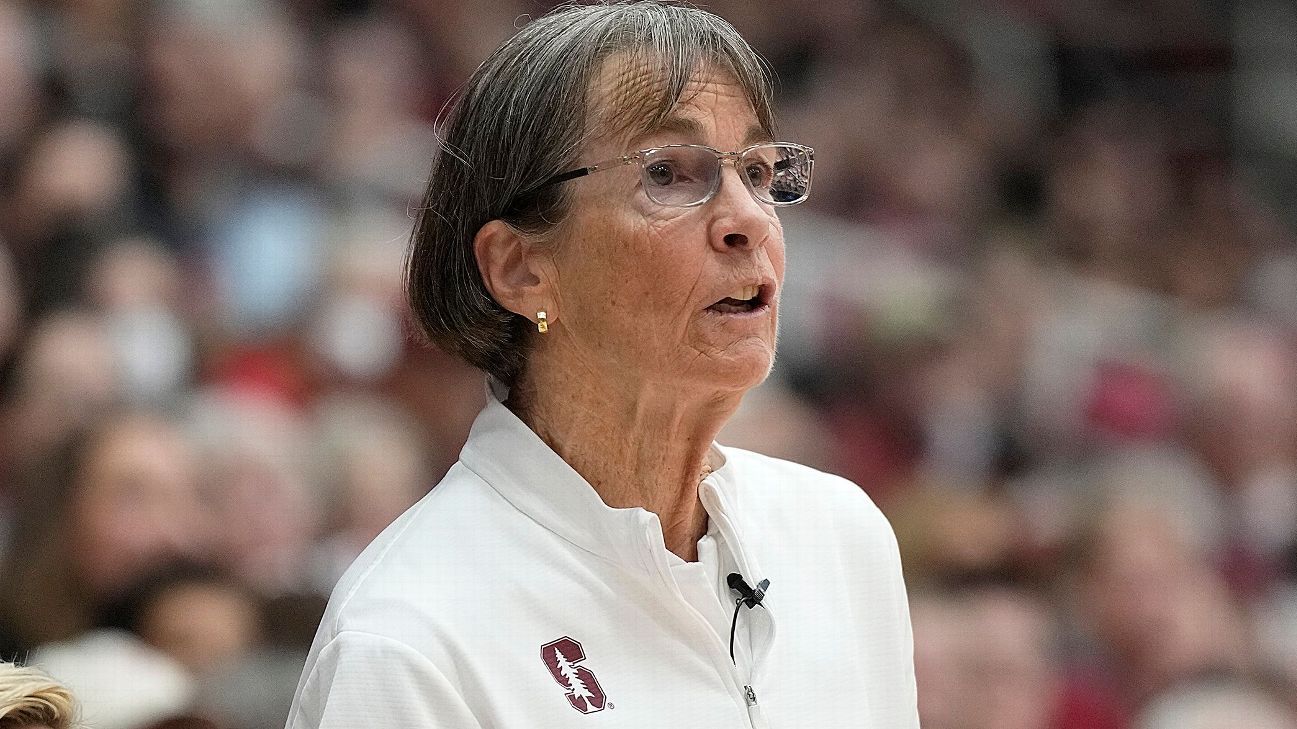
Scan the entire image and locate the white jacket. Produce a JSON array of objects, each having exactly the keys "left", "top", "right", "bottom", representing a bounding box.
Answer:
[{"left": 287, "top": 386, "right": 918, "bottom": 728}]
